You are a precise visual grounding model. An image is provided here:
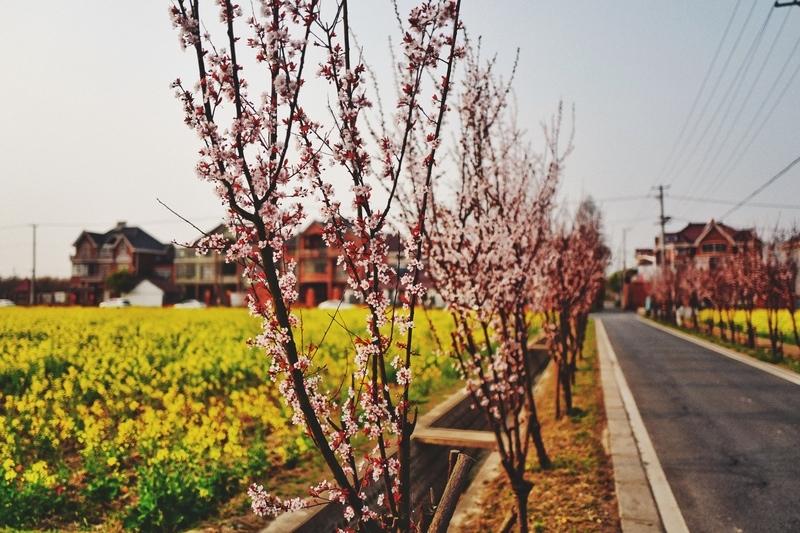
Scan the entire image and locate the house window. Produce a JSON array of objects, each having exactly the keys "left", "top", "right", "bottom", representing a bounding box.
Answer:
[
  {"left": 176, "top": 264, "right": 196, "bottom": 279},
  {"left": 78, "top": 242, "right": 93, "bottom": 258},
  {"left": 701, "top": 243, "right": 727, "bottom": 253},
  {"left": 176, "top": 247, "right": 195, "bottom": 258},
  {"left": 200, "top": 264, "right": 215, "bottom": 280},
  {"left": 305, "top": 235, "right": 325, "bottom": 249},
  {"left": 304, "top": 259, "right": 327, "bottom": 274},
  {"left": 72, "top": 264, "right": 89, "bottom": 277}
]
